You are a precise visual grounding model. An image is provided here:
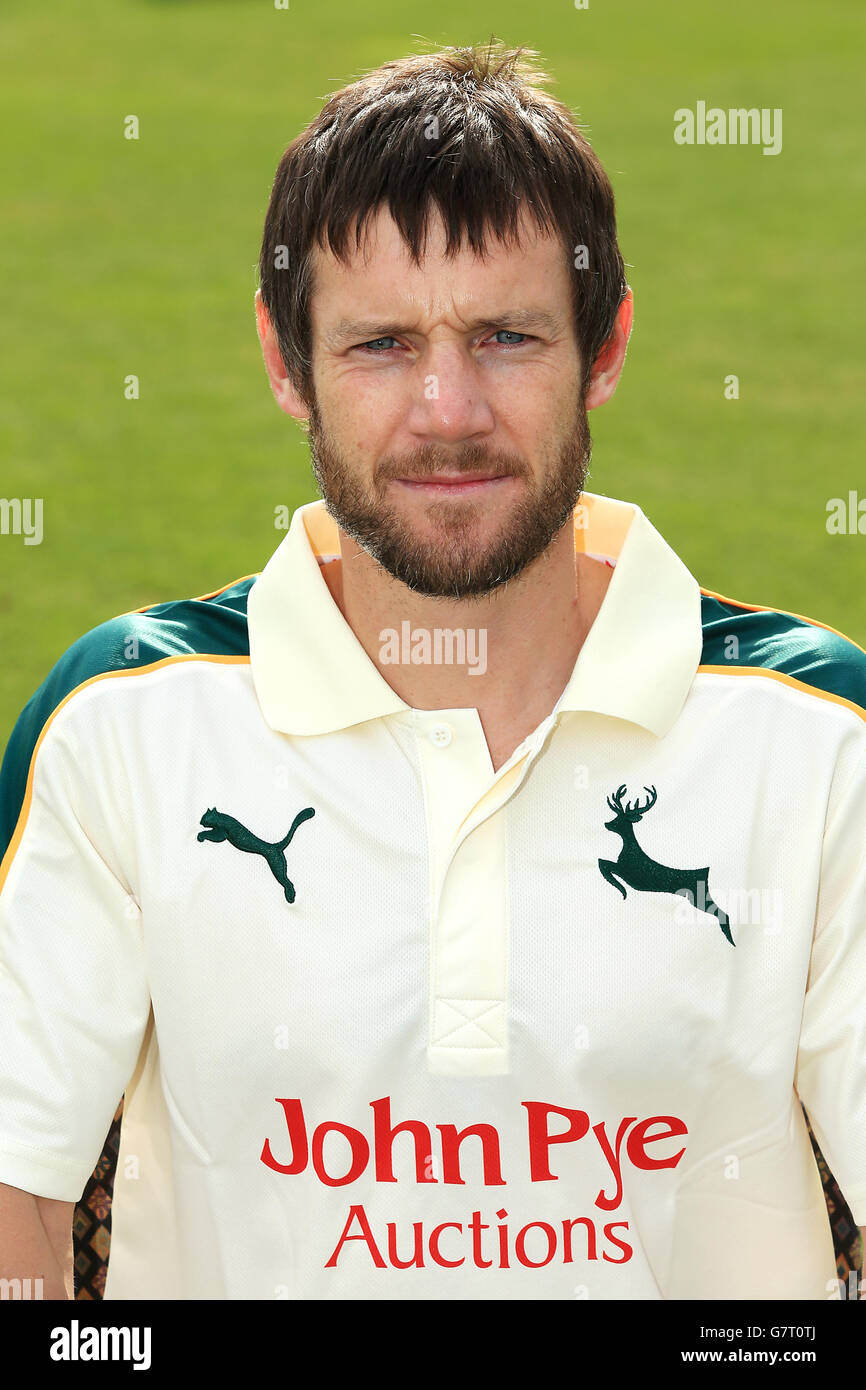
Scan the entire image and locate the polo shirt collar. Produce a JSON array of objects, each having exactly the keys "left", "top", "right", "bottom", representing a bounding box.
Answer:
[{"left": 246, "top": 492, "right": 703, "bottom": 740}]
